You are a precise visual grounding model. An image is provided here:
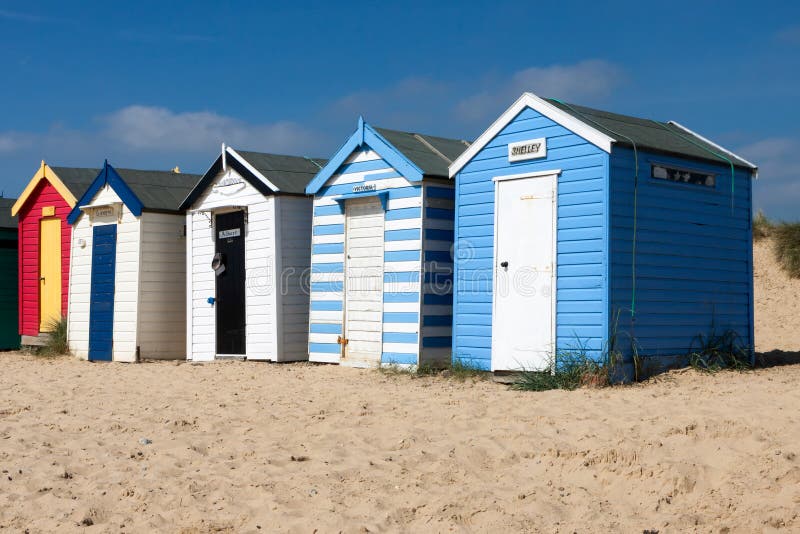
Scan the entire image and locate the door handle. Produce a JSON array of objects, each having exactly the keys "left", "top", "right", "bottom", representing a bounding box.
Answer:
[{"left": 500, "top": 261, "right": 509, "bottom": 268}]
